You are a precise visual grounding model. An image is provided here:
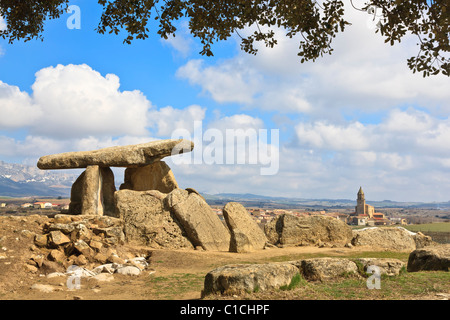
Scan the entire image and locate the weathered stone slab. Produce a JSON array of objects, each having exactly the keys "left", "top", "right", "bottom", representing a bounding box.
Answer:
[
  {"left": 407, "top": 244, "right": 450, "bottom": 272},
  {"left": 202, "top": 263, "right": 300, "bottom": 296},
  {"left": 165, "top": 188, "right": 231, "bottom": 251},
  {"left": 264, "top": 213, "right": 353, "bottom": 246},
  {"left": 228, "top": 229, "right": 254, "bottom": 253},
  {"left": 351, "top": 227, "right": 430, "bottom": 251},
  {"left": 48, "top": 230, "right": 71, "bottom": 247},
  {"left": 114, "top": 189, "right": 193, "bottom": 249},
  {"left": 299, "top": 258, "right": 358, "bottom": 281},
  {"left": 223, "top": 202, "right": 267, "bottom": 252},
  {"left": 355, "top": 258, "right": 406, "bottom": 276},
  {"left": 37, "top": 139, "right": 193, "bottom": 169},
  {"left": 120, "top": 160, "right": 178, "bottom": 193}
]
